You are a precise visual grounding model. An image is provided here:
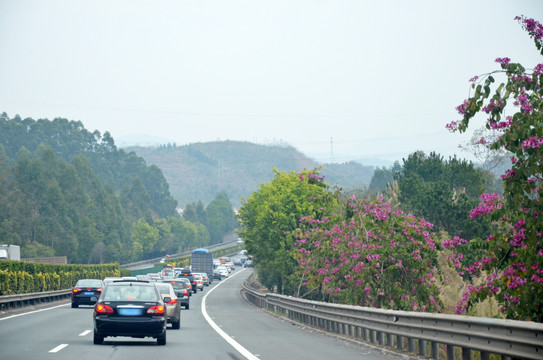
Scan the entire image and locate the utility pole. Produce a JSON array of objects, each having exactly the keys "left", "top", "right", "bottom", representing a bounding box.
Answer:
[{"left": 330, "top": 137, "right": 335, "bottom": 163}]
